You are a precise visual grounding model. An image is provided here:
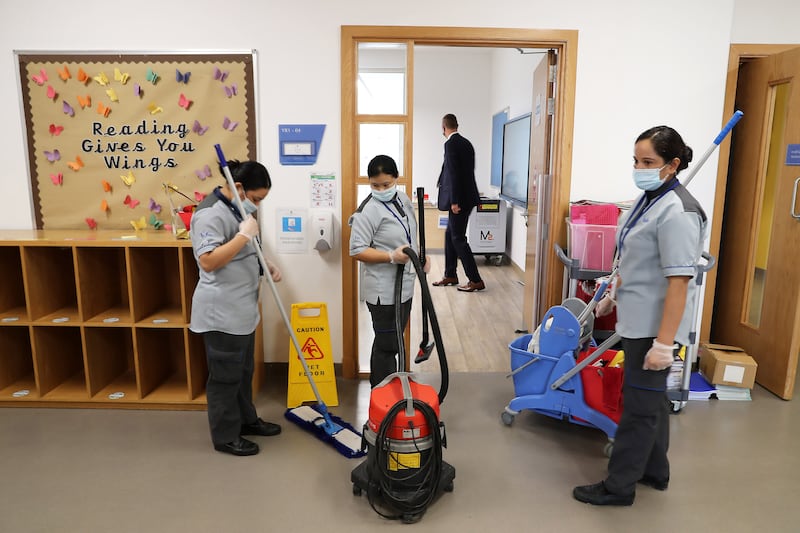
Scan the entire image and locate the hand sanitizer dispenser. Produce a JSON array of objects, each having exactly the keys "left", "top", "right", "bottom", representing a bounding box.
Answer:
[{"left": 311, "top": 211, "right": 335, "bottom": 251}]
